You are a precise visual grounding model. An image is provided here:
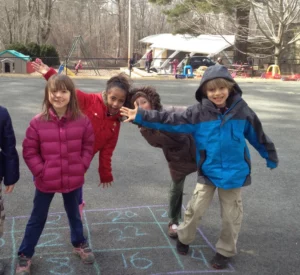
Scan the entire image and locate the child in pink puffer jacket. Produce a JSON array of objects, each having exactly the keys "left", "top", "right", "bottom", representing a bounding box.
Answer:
[{"left": 16, "top": 74, "right": 95, "bottom": 275}]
